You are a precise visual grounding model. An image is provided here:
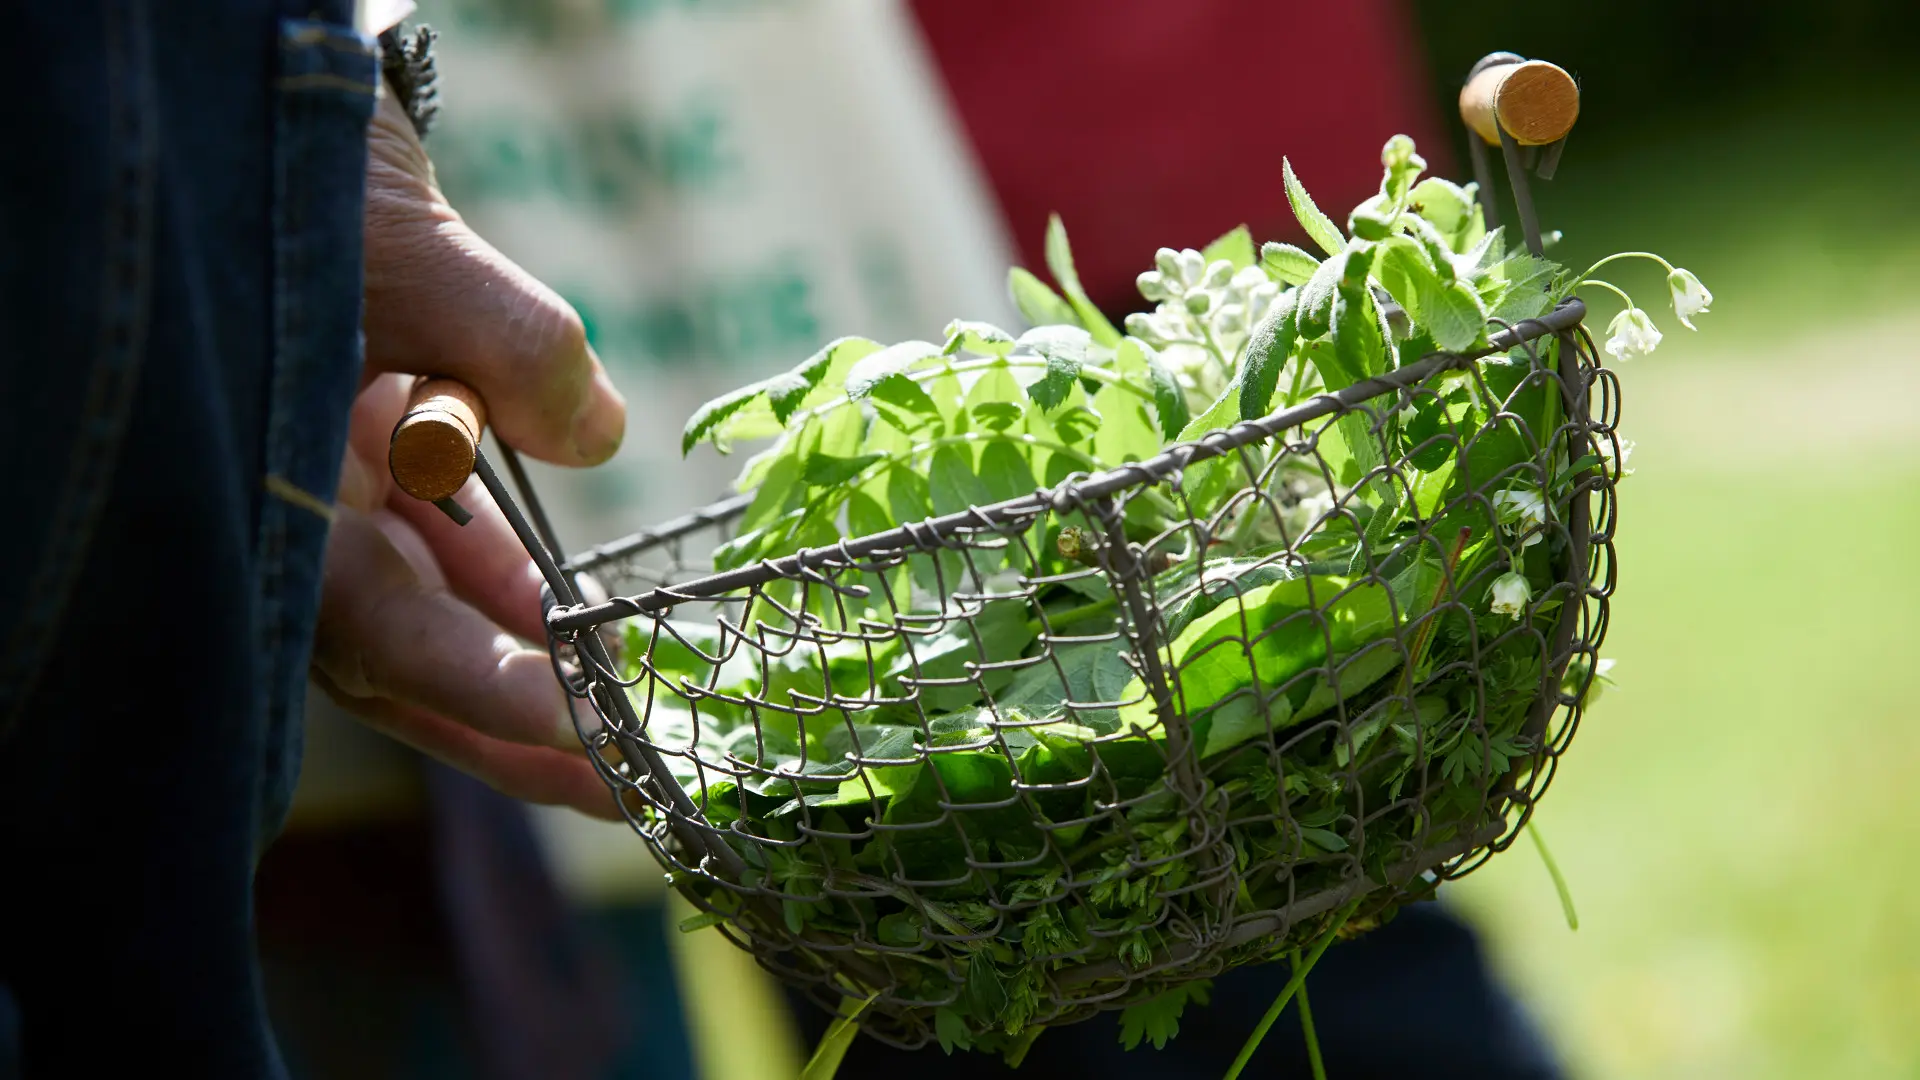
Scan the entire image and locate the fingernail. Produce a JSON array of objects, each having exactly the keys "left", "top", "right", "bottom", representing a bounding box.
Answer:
[{"left": 570, "top": 364, "right": 627, "bottom": 465}]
